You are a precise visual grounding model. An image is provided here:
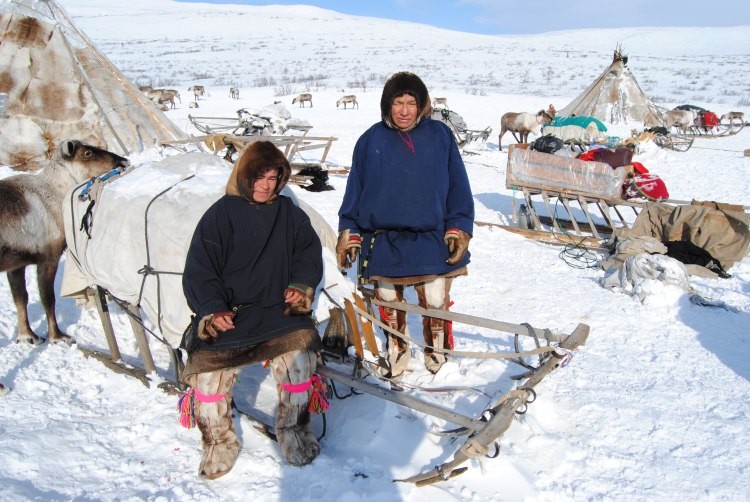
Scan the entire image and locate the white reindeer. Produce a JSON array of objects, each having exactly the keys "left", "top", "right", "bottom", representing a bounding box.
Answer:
[
  {"left": 498, "top": 110, "right": 553, "bottom": 151},
  {"left": 292, "top": 92, "right": 313, "bottom": 108},
  {"left": 663, "top": 109, "right": 697, "bottom": 133},
  {"left": 336, "top": 95, "right": 358, "bottom": 109}
]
